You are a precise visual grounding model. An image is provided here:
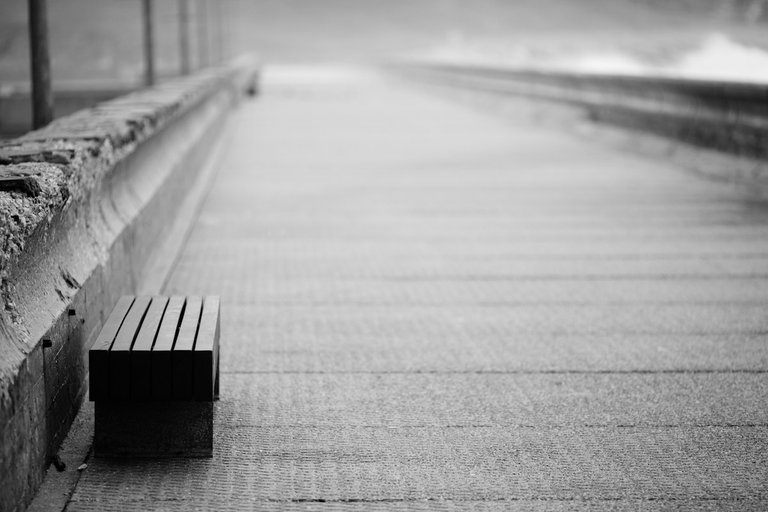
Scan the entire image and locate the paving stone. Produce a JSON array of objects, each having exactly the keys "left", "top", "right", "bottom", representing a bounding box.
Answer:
[
  {"left": 218, "top": 332, "right": 768, "bottom": 373},
  {"left": 168, "top": 246, "right": 768, "bottom": 281},
  {"left": 69, "top": 427, "right": 768, "bottom": 506},
  {"left": 62, "top": 499, "right": 768, "bottom": 512},
  {"left": 215, "top": 373, "right": 768, "bottom": 427}
]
